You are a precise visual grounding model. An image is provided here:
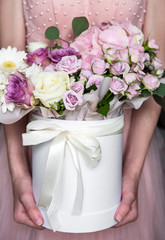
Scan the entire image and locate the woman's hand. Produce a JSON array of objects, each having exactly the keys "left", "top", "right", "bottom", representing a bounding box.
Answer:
[
  {"left": 13, "top": 172, "right": 44, "bottom": 229},
  {"left": 114, "top": 173, "right": 139, "bottom": 227}
]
